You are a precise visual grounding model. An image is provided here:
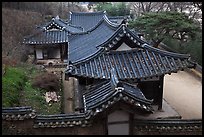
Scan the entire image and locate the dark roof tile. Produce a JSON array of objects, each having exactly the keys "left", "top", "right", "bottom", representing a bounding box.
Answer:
[
  {"left": 66, "top": 47, "right": 196, "bottom": 80},
  {"left": 69, "top": 18, "right": 120, "bottom": 63},
  {"left": 69, "top": 11, "right": 106, "bottom": 31},
  {"left": 83, "top": 69, "right": 153, "bottom": 113}
]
